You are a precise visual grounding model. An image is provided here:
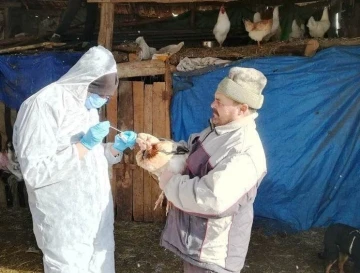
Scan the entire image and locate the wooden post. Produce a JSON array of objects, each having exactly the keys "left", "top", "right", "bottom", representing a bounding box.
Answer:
[
  {"left": 96, "top": 1, "right": 117, "bottom": 215},
  {"left": 98, "top": 3, "right": 114, "bottom": 49}
]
